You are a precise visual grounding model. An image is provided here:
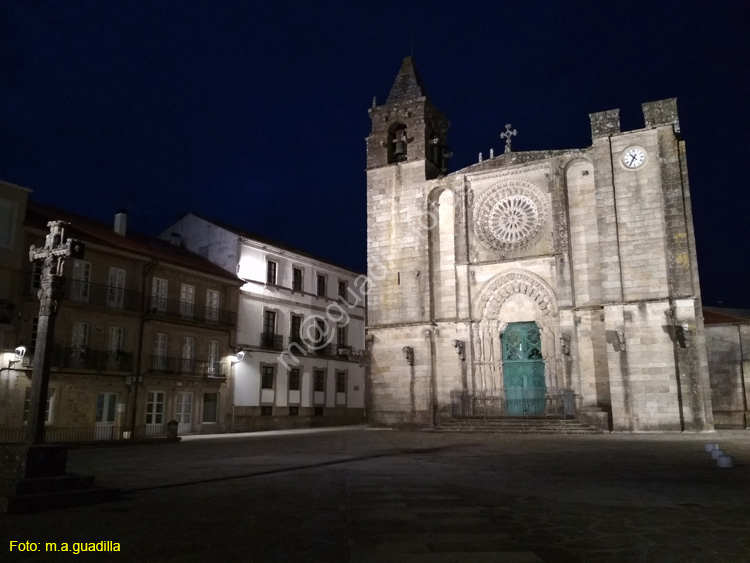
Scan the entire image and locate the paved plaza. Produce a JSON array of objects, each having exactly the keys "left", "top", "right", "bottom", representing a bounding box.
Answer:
[{"left": 2, "top": 427, "right": 750, "bottom": 562}]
